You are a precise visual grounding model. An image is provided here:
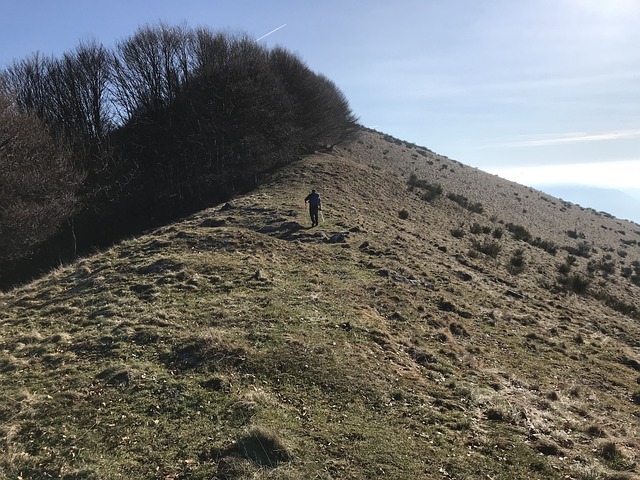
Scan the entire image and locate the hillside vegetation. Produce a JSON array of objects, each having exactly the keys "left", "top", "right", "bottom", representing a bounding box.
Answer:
[
  {"left": 0, "top": 23, "right": 358, "bottom": 288},
  {"left": 1, "top": 130, "right": 639, "bottom": 479}
]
